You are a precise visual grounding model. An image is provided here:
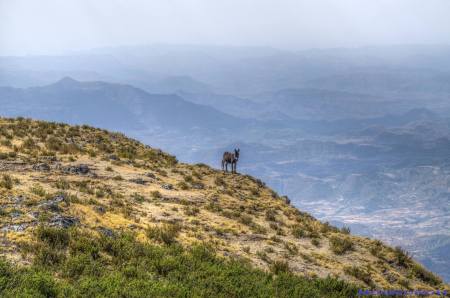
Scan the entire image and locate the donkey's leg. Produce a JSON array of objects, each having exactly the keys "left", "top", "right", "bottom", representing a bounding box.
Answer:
[
  {"left": 221, "top": 160, "right": 225, "bottom": 171},
  {"left": 225, "top": 162, "right": 228, "bottom": 172}
]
